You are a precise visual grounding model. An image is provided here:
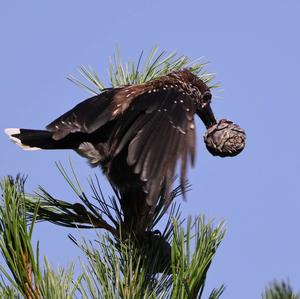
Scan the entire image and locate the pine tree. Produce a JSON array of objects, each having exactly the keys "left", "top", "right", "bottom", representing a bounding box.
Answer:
[{"left": 0, "top": 48, "right": 295, "bottom": 298}]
